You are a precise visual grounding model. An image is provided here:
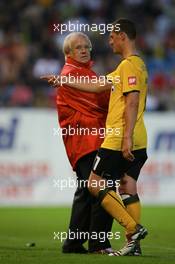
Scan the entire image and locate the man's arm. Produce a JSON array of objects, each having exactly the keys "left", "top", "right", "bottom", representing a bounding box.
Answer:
[
  {"left": 40, "top": 75, "right": 112, "bottom": 93},
  {"left": 62, "top": 78, "right": 112, "bottom": 93},
  {"left": 122, "top": 91, "right": 139, "bottom": 161}
]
